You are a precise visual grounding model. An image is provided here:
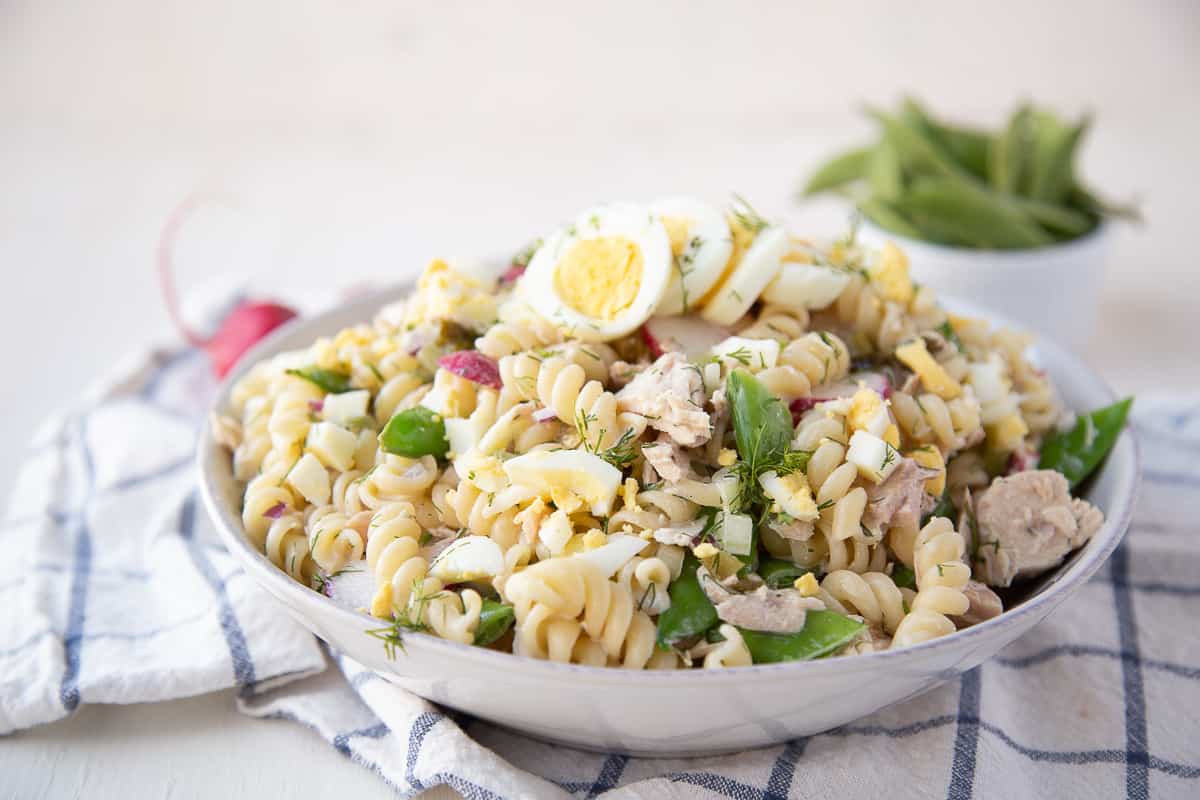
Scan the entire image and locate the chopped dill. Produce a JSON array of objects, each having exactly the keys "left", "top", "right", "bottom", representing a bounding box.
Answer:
[{"left": 730, "top": 193, "right": 770, "bottom": 234}]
